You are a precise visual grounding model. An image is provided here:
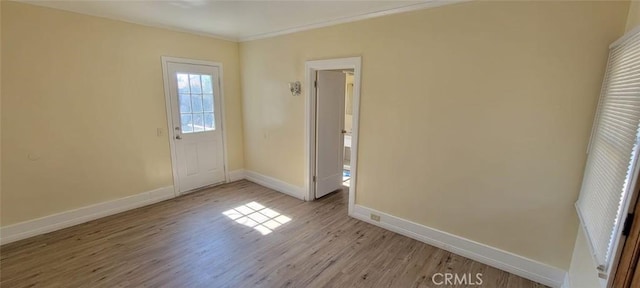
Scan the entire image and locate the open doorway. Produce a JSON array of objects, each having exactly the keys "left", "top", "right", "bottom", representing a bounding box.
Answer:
[
  {"left": 343, "top": 71, "right": 354, "bottom": 188},
  {"left": 313, "top": 69, "right": 351, "bottom": 199},
  {"left": 305, "top": 57, "right": 361, "bottom": 215}
]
